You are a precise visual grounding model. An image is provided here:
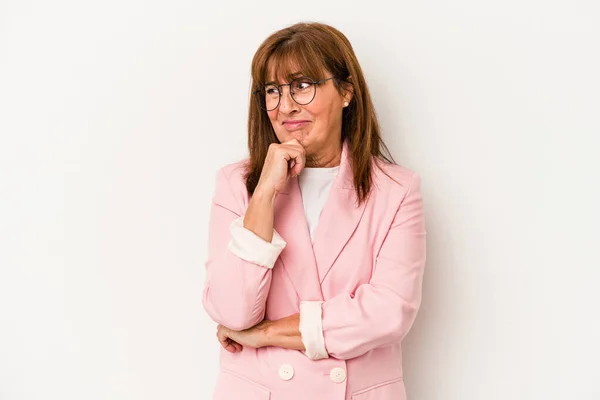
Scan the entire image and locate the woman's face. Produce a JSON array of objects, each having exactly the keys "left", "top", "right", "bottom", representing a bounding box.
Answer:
[{"left": 265, "top": 70, "right": 351, "bottom": 159}]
